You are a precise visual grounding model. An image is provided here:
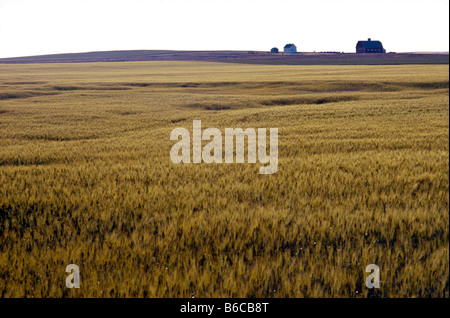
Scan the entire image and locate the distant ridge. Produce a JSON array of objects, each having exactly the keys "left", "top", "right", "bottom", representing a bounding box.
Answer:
[{"left": 0, "top": 50, "right": 448, "bottom": 65}]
